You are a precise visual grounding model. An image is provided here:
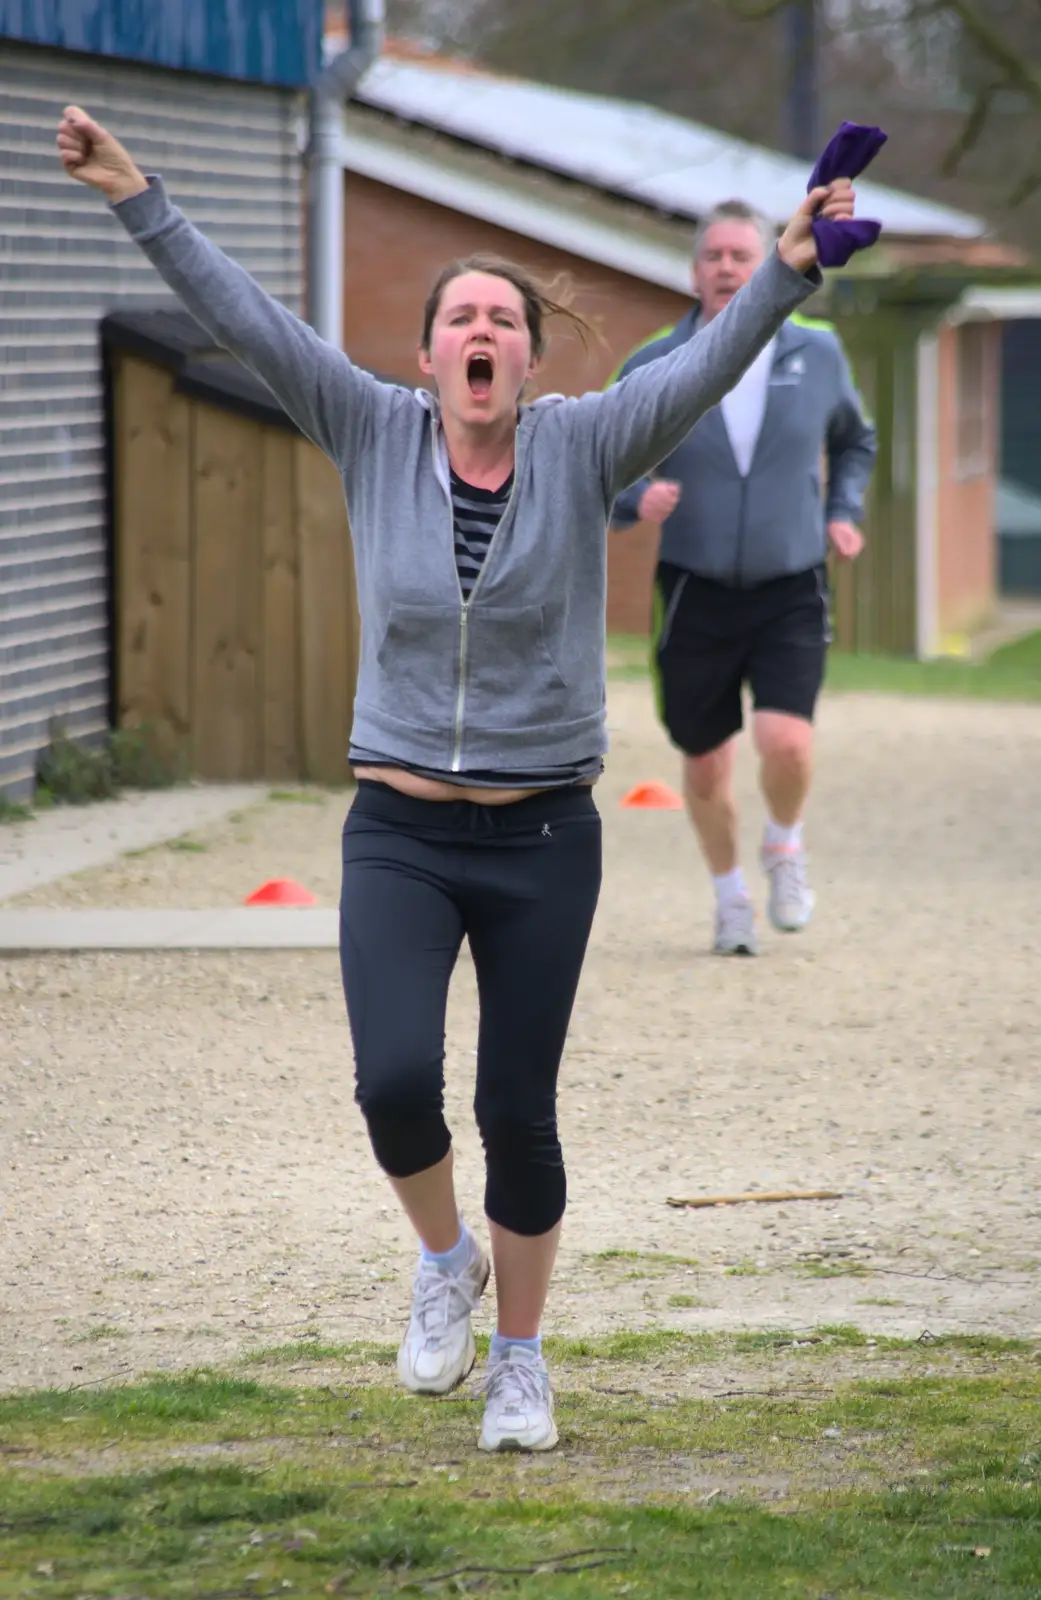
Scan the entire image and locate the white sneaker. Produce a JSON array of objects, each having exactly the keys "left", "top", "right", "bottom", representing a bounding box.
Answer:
[
  {"left": 478, "top": 1346, "right": 558, "bottom": 1452},
  {"left": 713, "top": 894, "right": 759, "bottom": 955},
  {"left": 397, "top": 1231, "right": 490, "bottom": 1395},
  {"left": 761, "top": 839, "right": 816, "bottom": 932}
]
